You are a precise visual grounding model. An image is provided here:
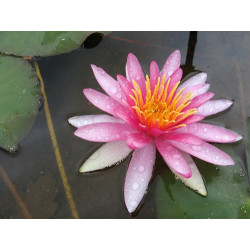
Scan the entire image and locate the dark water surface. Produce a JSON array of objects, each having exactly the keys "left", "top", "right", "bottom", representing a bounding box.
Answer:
[{"left": 0, "top": 32, "right": 249, "bottom": 218}]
